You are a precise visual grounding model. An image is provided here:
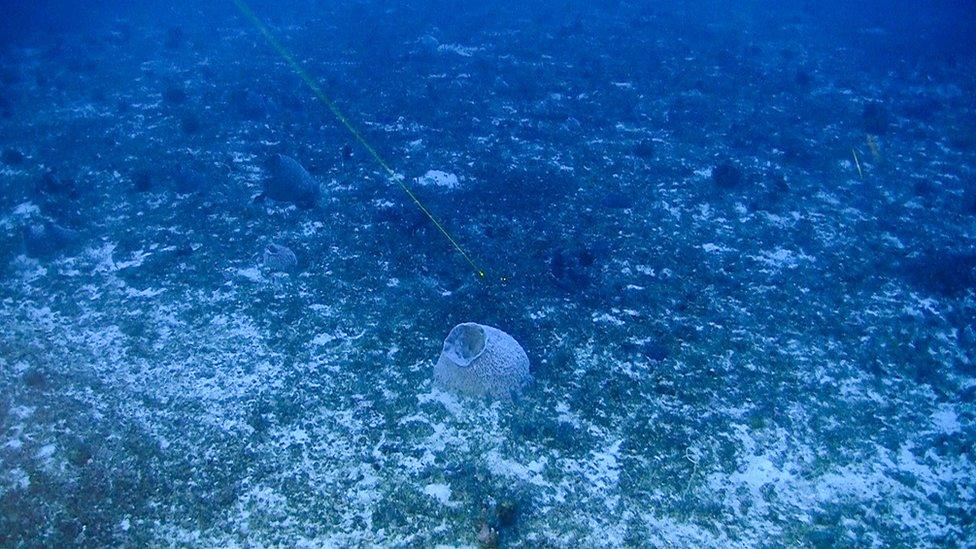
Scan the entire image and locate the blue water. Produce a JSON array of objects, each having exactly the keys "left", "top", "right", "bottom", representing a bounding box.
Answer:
[{"left": 1, "top": 1, "right": 975, "bottom": 546}]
